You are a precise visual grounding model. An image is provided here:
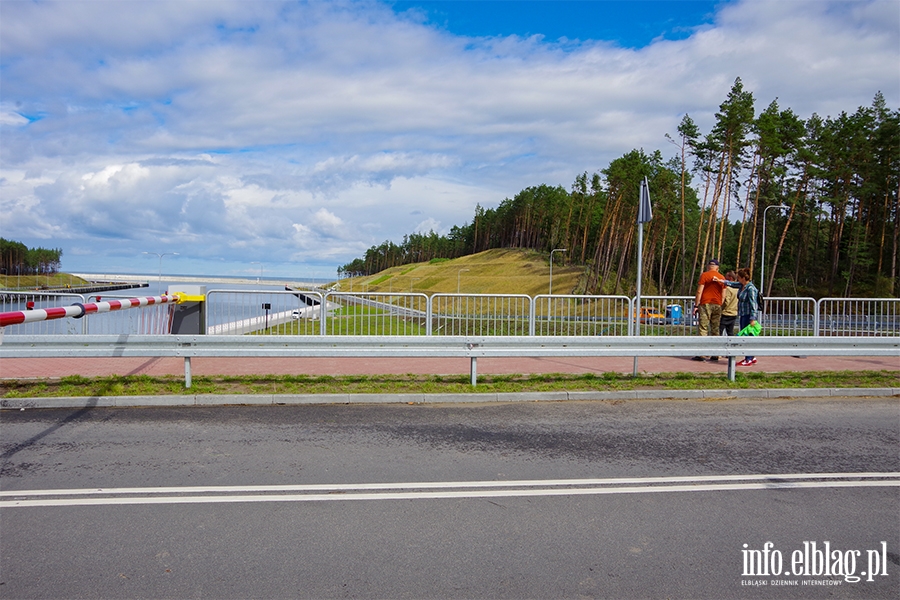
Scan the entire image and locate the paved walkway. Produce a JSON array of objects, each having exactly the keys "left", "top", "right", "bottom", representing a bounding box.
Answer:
[{"left": 2, "top": 354, "right": 897, "bottom": 379}]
